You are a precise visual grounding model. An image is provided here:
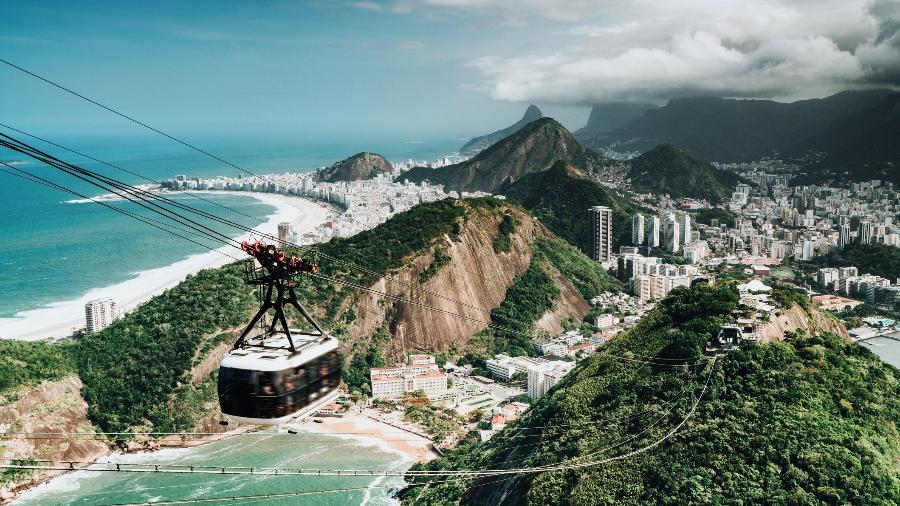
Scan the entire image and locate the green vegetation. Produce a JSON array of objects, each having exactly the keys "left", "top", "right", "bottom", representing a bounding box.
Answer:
[
  {"left": 403, "top": 283, "right": 900, "bottom": 505},
  {"left": 403, "top": 396, "right": 464, "bottom": 440},
  {"left": 533, "top": 237, "right": 622, "bottom": 300},
  {"left": 693, "top": 207, "right": 736, "bottom": 228},
  {"left": 465, "top": 236, "right": 622, "bottom": 361},
  {"left": 812, "top": 243, "right": 900, "bottom": 281},
  {"left": 342, "top": 323, "right": 391, "bottom": 395},
  {"left": 629, "top": 145, "right": 750, "bottom": 204},
  {"left": 0, "top": 340, "right": 75, "bottom": 398},
  {"left": 501, "top": 160, "right": 638, "bottom": 250},
  {"left": 0, "top": 458, "right": 38, "bottom": 486},
  {"left": 420, "top": 247, "right": 452, "bottom": 282},
  {"left": 74, "top": 264, "right": 257, "bottom": 433},
  {"left": 770, "top": 283, "right": 811, "bottom": 310},
  {"left": 170, "top": 372, "right": 220, "bottom": 431},
  {"left": 492, "top": 214, "right": 517, "bottom": 253},
  {"left": 486, "top": 258, "right": 559, "bottom": 355}
]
